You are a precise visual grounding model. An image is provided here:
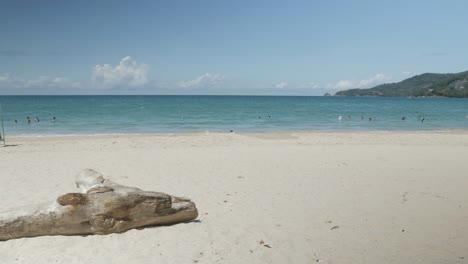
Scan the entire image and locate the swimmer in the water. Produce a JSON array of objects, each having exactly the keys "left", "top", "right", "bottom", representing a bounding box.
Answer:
[
  {"left": 338, "top": 115, "right": 342, "bottom": 121},
  {"left": 401, "top": 116, "right": 406, "bottom": 121},
  {"left": 34, "top": 117, "right": 39, "bottom": 122},
  {"left": 52, "top": 116, "right": 56, "bottom": 122},
  {"left": 27, "top": 116, "right": 31, "bottom": 124}
]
